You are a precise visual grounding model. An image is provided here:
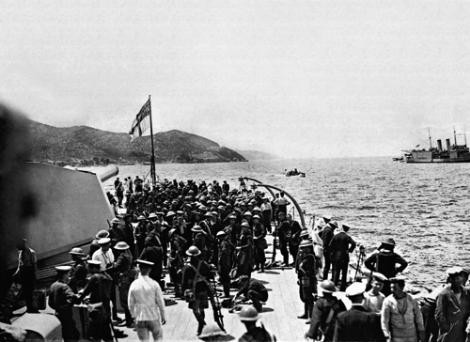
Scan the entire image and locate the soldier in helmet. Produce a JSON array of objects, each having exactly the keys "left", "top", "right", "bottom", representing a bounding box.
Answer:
[
  {"left": 168, "top": 228, "right": 187, "bottom": 298},
  {"left": 296, "top": 239, "right": 317, "bottom": 320},
  {"left": 48, "top": 265, "right": 80, "bottom": 342},
  {"left": 192, "top": 224, "right": 208, "bottom": 261},
  {"left": 181, "top": 245, "right": 214, "bottom": 336},
  {"left": 236, "top": 221, "right": 254, "bottom": 278},
  {"left": 238, "top": 305, "right": 276, "bottom": 342},
  {"left": 68, "top": 247, "right": 88, "bottom": 293},
  {"left": 134, "top": 215, "right": 148, "bottom": 256},
  {"left": 305, "top": 280, "right": 346, "bottom": 342},
  {"left": 216, "top": 230, "right": 235, "bottom": 298}
]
